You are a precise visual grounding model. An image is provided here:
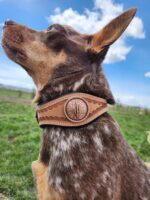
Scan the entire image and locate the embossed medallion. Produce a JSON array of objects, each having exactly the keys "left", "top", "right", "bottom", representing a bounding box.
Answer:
[{"left": 64, "top": 97, "right": 89, "bottom": 122}]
